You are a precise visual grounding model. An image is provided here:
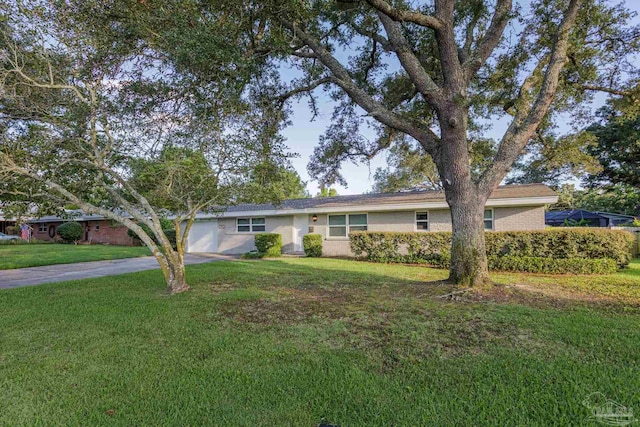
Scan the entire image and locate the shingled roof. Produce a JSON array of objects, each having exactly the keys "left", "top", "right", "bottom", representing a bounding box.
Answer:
[{"left": 226, "top": 183, "right": 556, "bottom": 213}]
